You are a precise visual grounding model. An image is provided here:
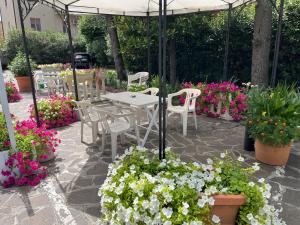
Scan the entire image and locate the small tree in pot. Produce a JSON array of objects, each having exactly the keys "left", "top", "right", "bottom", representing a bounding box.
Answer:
[
  {"left": 8, "top": 52, "right": 37, "bottom": 92},
  {"left": 246, "top": 84, "right": 300, "bottom": 165}
]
